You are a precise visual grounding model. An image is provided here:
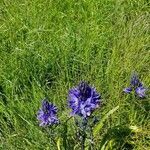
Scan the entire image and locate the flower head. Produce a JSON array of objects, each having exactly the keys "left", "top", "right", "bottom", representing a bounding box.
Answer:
[
  {"left": 37, "top": 99, "right": 59, "bottom": 127},
  {"left": 130, "top": 74, "right": 142, "bottom": 87},
  {"left": 135, "top": 86, "right": 147, "bottom": 98},
  {"left": 68, "top": 81, "right": 101, "bottom": 118},
  {"left": 124, "top": 73, "right": 147, "bottom": 98}
]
